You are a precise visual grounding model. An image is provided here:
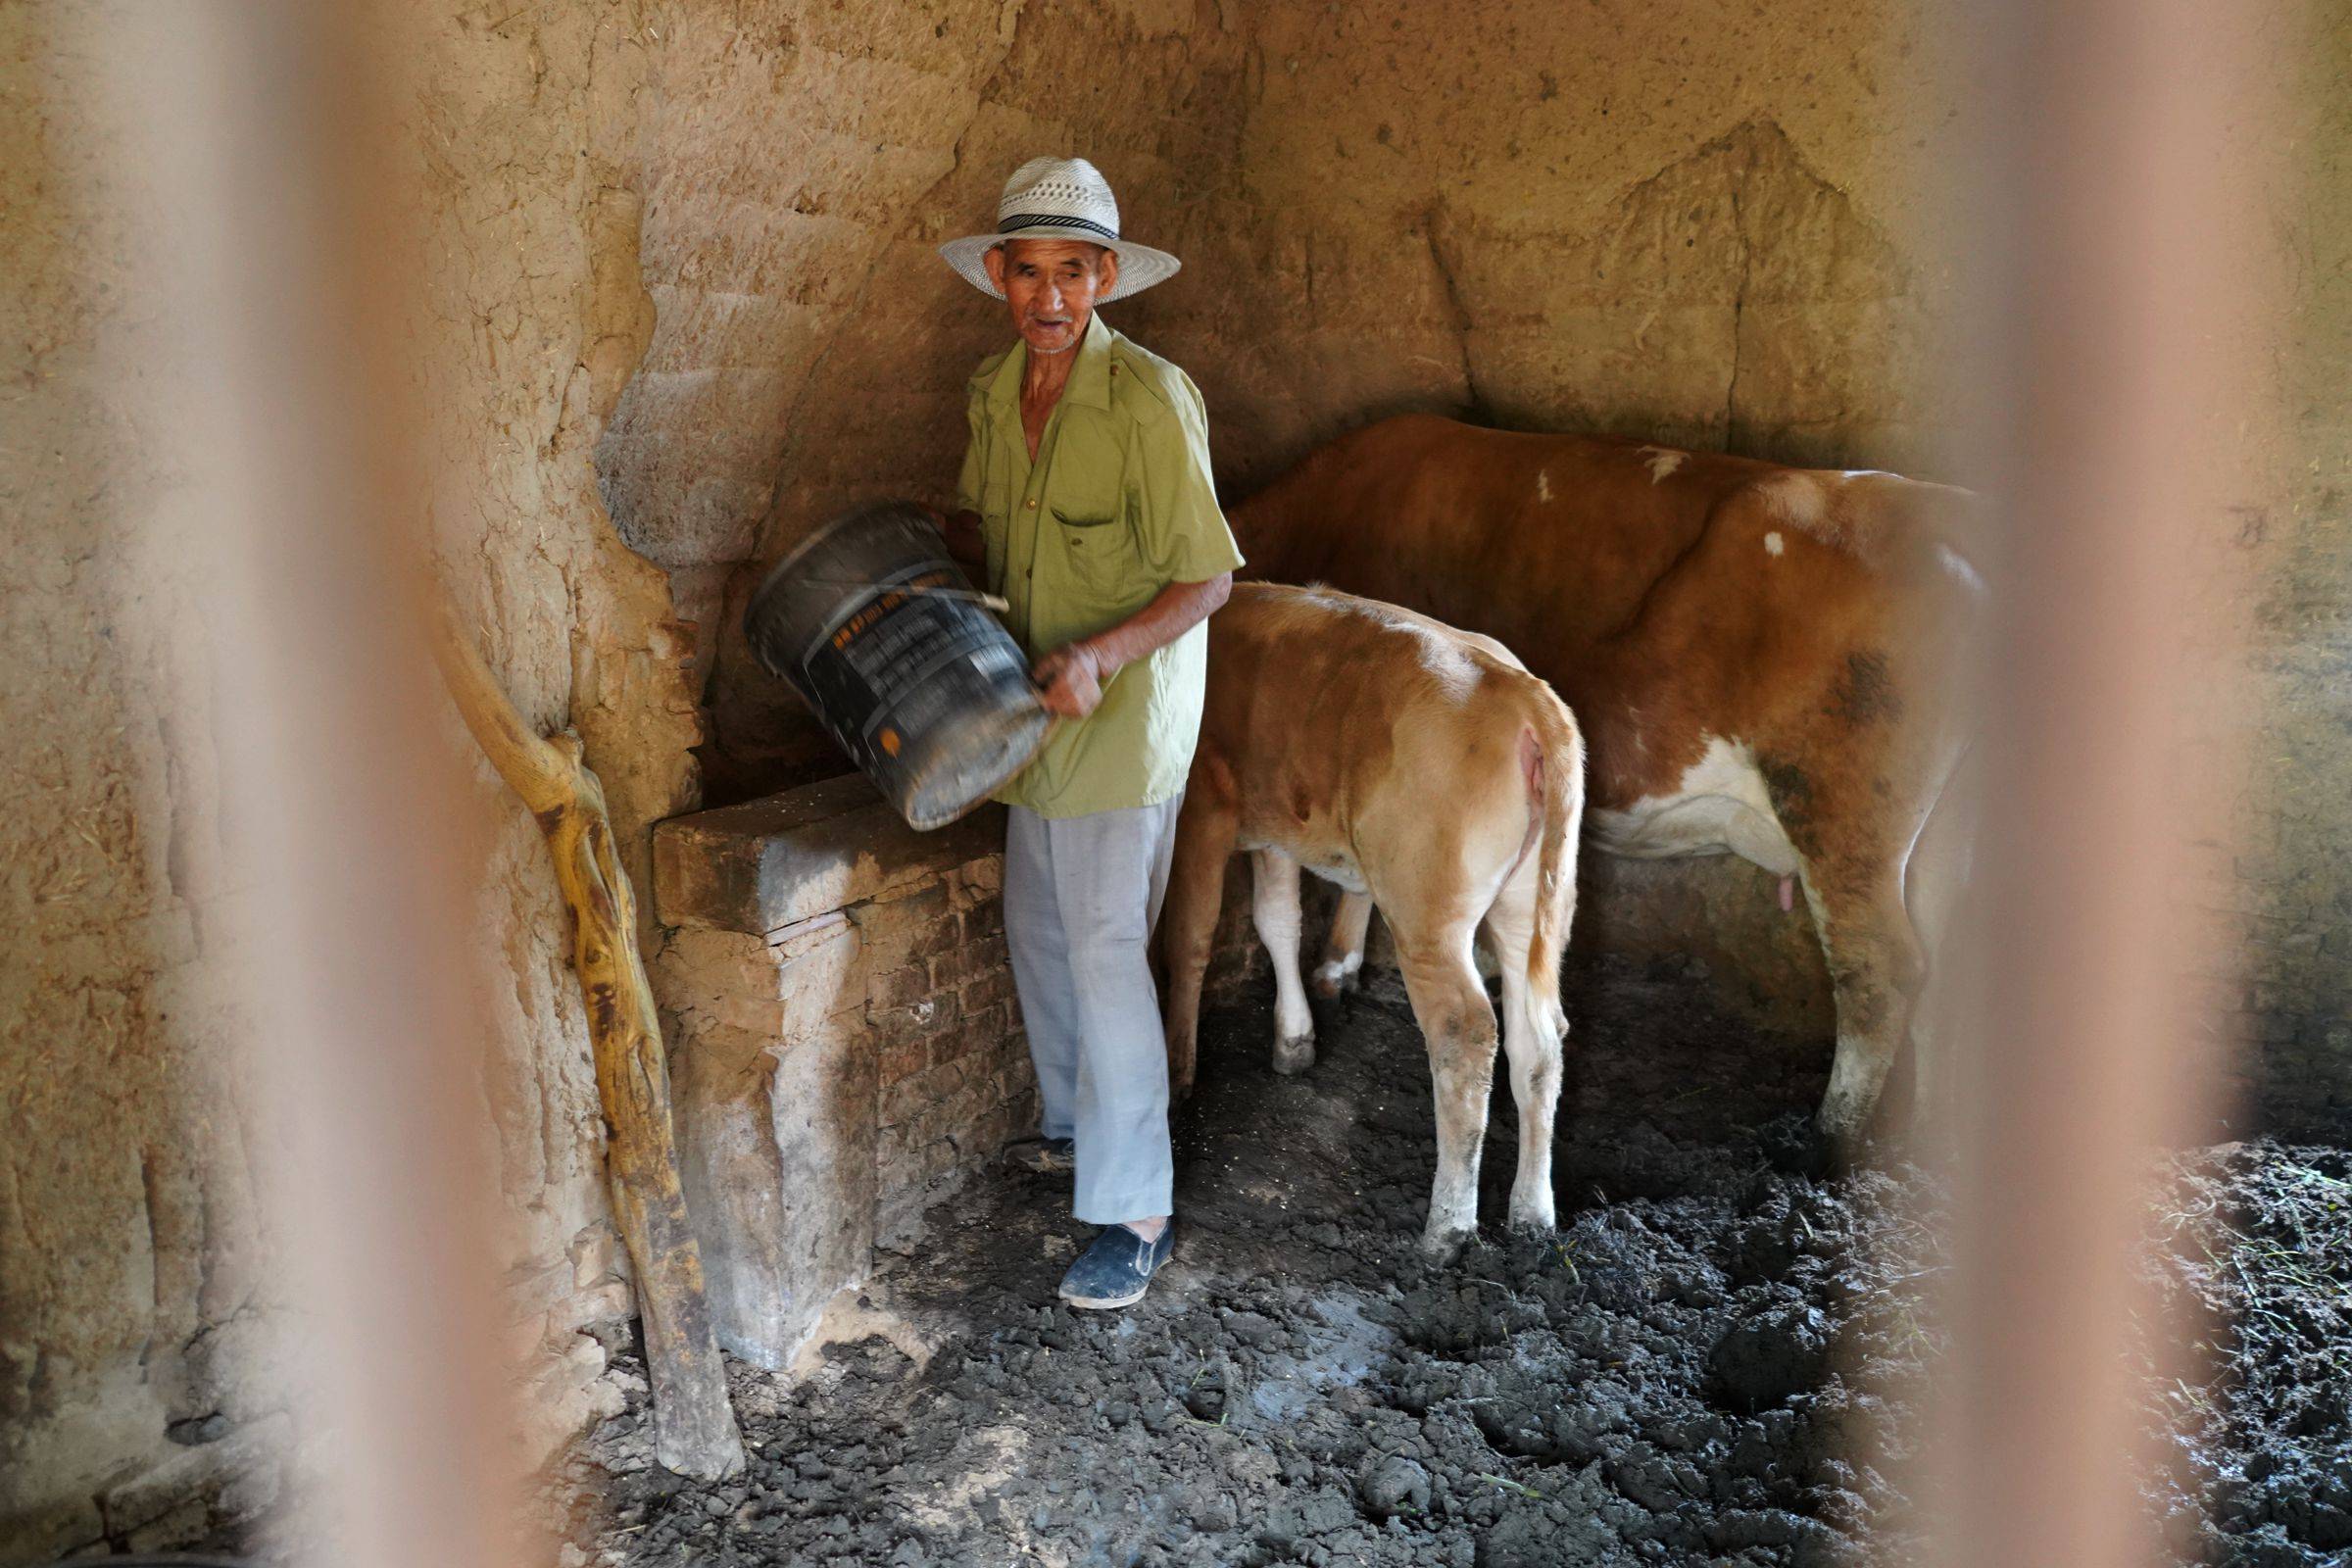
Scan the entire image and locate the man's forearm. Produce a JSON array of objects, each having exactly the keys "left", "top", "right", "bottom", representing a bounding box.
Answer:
[{"left": 1080, "top": 572, "right": 1233, "bottom": 675}]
